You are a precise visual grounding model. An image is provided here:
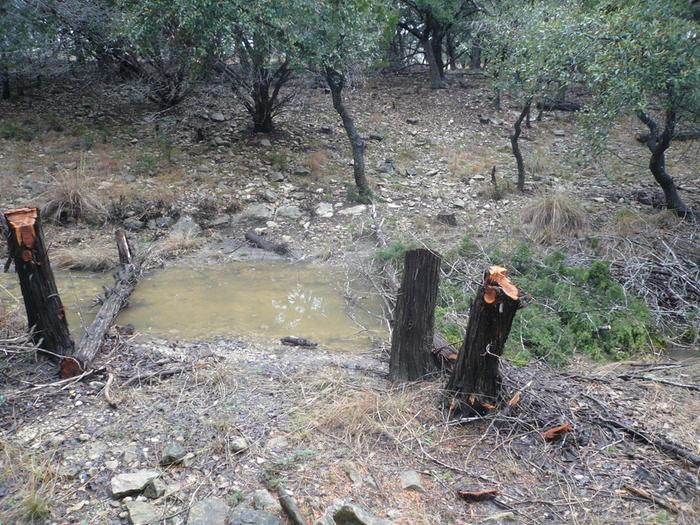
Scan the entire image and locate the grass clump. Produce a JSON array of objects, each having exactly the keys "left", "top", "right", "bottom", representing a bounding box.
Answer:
[
  {"left": 0, "top": 120, "right": 35, "bottom": 141},
  {"left": 375, "top": 241, "right": 419, "bottom": 266},
  {"left": 51, "top": 245, "right": 115, "bottom": 272},
  {"left": 521, "top": 192, "right": 586, "bottom": 243},
  {"left": 41, "top": 162, "right": 107, "bottom": 225},
  {"left": 439, "top": 243, "right": 660, "bottom": 366}
]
